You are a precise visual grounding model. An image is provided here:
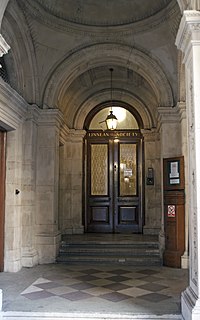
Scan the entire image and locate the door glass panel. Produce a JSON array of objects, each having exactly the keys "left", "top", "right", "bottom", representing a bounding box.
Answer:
[
  {"left": 120, "top": 143, "right": 137, "bottom": 196},
  {"left": 91, "top": 144, "right": 108, "bottom": 195}
]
